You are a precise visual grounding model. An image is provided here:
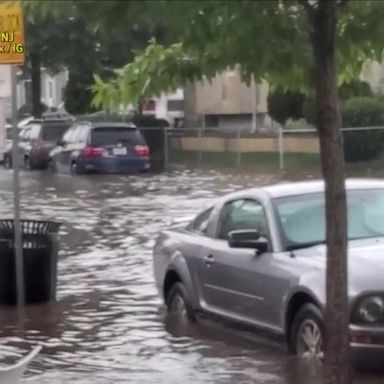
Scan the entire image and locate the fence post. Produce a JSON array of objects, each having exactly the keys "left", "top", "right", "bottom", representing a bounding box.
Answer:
[
  {"left": 198, "top": 116, "right": 204, "bottom": 166},
  {"left": 236, "top": 126, "right": 241, "bottom": 168},
  {"left": 278, "top": 125, "right": 284, "bottom": 170},
  {"left": 163, "top": 126, "right": 169, "bottom": 169}
]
